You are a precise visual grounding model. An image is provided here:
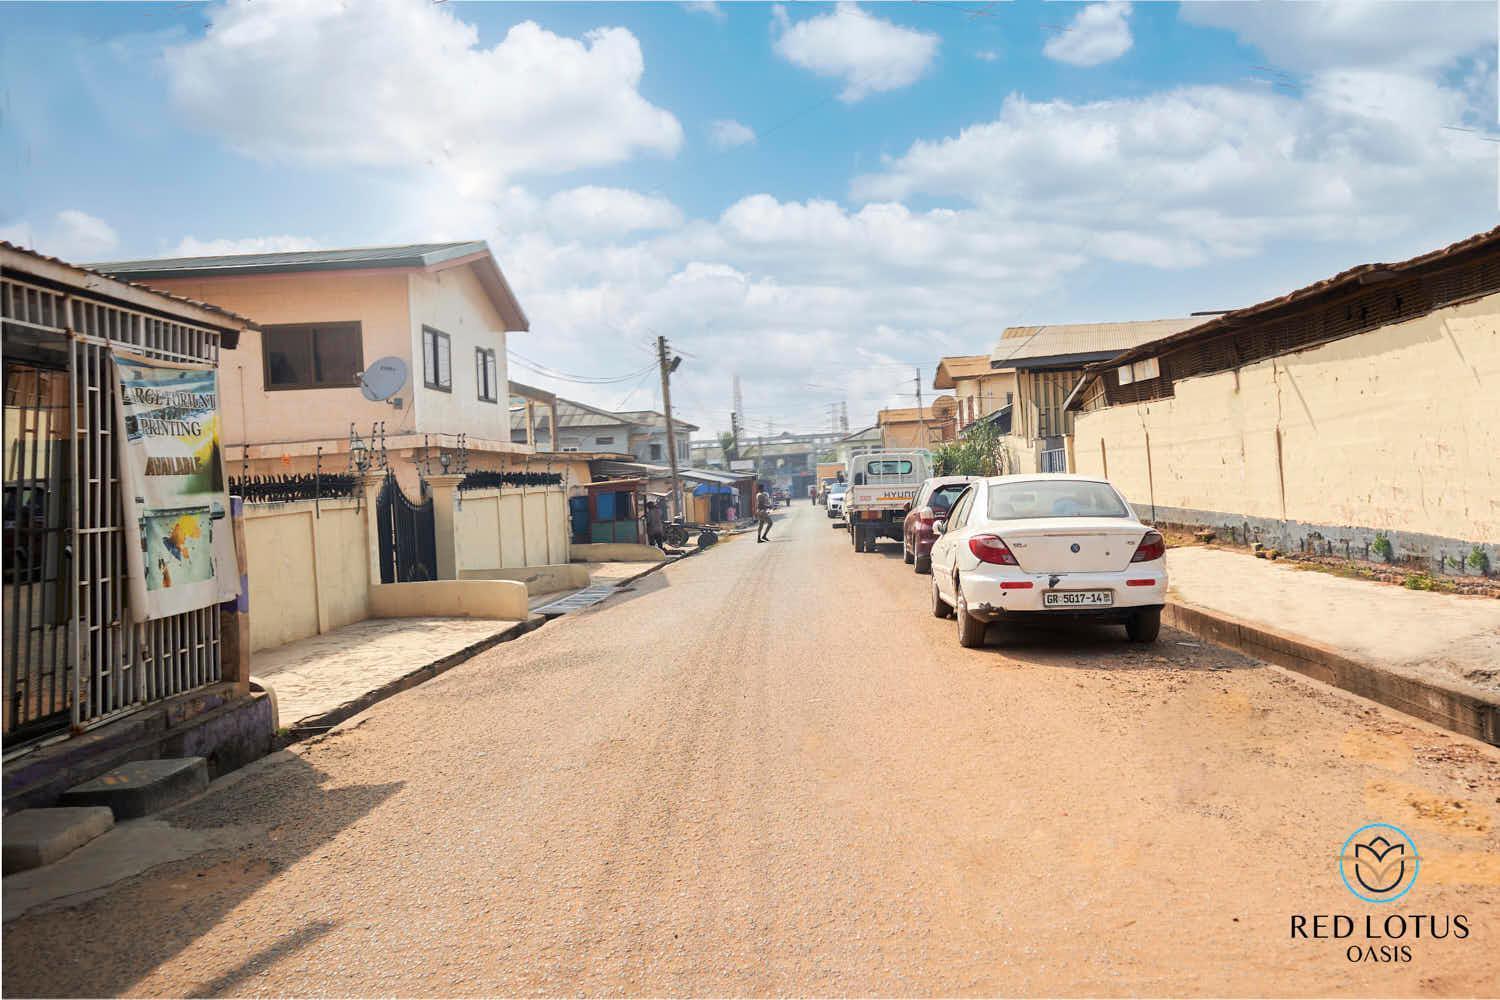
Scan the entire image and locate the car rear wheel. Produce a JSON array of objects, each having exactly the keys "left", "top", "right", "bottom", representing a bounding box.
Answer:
[
  {"left": 955, "top": 582, "right": 987, "bottom": 648},
  {"left": 1127, "top": 606, "right": 1161, "bottom": 643},
  {"left": 913, "top": 552, "right": 931, "bottom": 575},
  {"left": 931, "top": 576, "right": 953, "bottom": 618}
]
